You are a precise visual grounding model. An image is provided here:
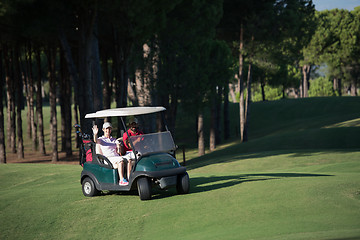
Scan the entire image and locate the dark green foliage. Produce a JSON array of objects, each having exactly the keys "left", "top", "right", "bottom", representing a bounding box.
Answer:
[
  {"left": 155, "top": 0, "right": 227, "bottom": 120},
  {"left": 304, "top": 9, "right": 360, "bottom": 90},
  {"left": 308, "top": 77, "right": 336, "bottom": 97},
  {"left": 1, "top": 0, "right": 359, "bottom": 159}
]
